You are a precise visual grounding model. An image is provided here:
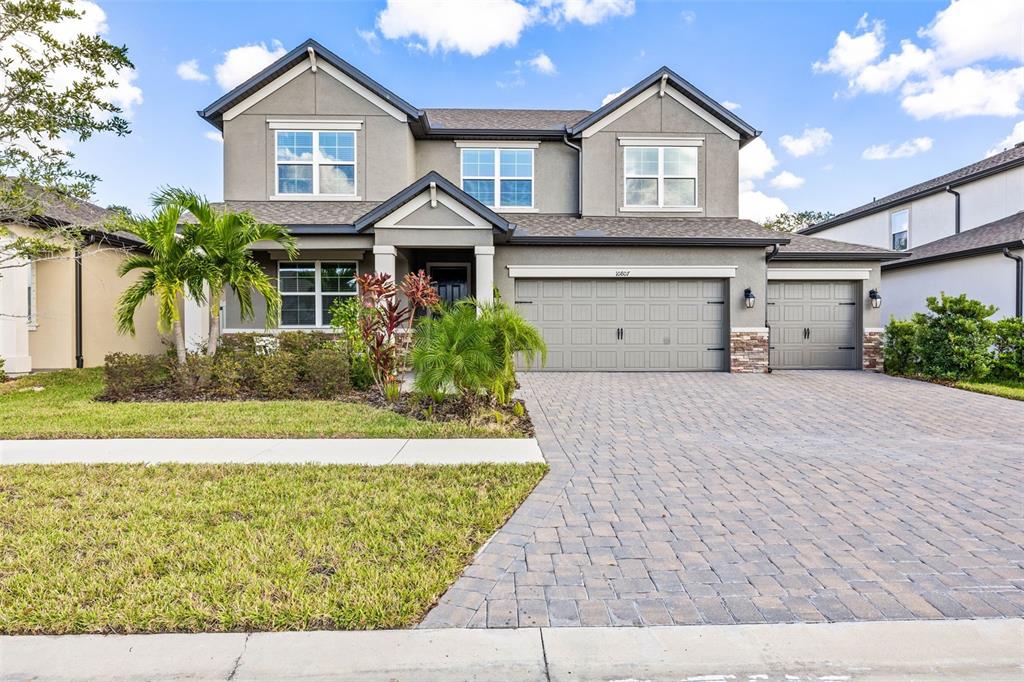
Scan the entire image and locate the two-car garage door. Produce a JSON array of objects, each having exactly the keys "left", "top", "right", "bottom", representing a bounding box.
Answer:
[{"left": 514, "top": 278, "right": 727, "bottom": 371}]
